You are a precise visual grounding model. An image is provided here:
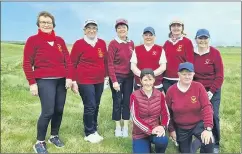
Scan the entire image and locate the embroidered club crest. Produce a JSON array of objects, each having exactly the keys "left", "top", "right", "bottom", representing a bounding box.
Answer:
[
  {"left": 191, "top": 96, "right": 197, "bottom": 104},
  {"left": 205, "top": 59, "right": 210, "bottom": 64},
  {"left": 57, "top": 44, "right": 62, "bottom": 52},
  {"left": 177, "top": 45, "right": 183, "bottom": 52},
  {"left": 152, "top": 51, "right": 157, "bottom": 55},
  {"left": 98, "top": 48, "right": 103, "bottom": 58}
]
